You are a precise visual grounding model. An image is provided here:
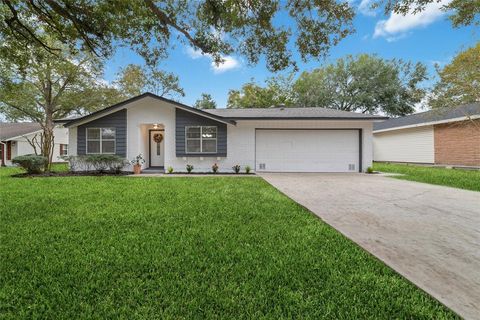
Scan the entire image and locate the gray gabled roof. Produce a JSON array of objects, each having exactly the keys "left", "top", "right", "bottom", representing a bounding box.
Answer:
[
  {"left": 60, "top": 92, "right": 235, "bottom": 127},
  {"left": 206, "top": 106, "right": 388, "bottom": 120},
  {"left": 373, "top": 103, "right": 480, "bottom": 132},
  {"left": 0, "top": 122, "right": 41, "bottom": 140}
]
